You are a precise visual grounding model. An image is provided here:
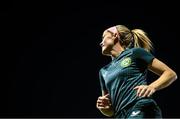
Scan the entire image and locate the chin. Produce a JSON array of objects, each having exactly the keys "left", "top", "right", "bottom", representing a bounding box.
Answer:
[
  {"left": 101, "top": 45, "right": 113, "bottom": 56},
  {"left": 102, "top": 49, "right": 111, "bottom": 56}
]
